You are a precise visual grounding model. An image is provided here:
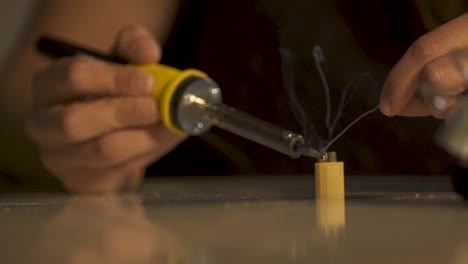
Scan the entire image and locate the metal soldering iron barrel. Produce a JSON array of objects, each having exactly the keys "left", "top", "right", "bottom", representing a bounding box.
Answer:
[{"left": 188, "top": 99, "right": 306, "bottom": 158}]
